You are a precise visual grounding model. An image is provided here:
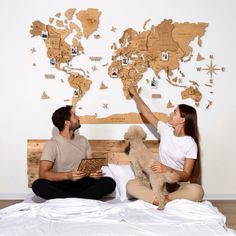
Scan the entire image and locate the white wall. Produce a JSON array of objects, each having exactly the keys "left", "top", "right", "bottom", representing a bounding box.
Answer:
[{"left": 0, "top": 0, "right": 236, "bottom": 199}]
